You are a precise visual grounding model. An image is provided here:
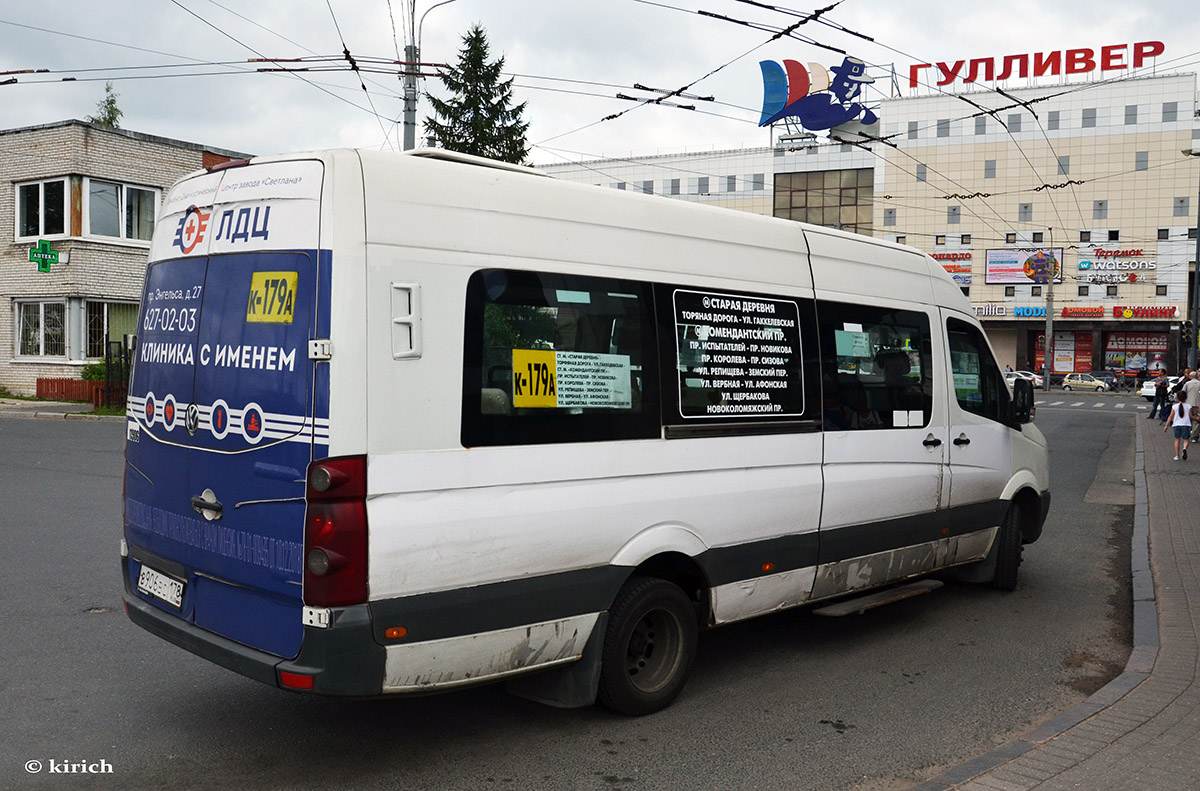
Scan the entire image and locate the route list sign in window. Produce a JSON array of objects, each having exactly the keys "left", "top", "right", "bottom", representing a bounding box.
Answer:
[{"left": 672, "top": 289, "right": 805, "bottom": 418}]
